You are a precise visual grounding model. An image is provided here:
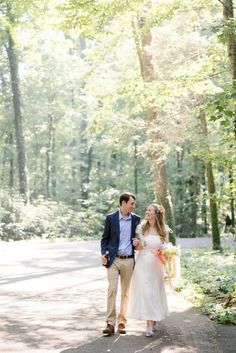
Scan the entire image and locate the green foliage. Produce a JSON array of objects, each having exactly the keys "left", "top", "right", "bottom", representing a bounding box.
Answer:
[
  {"left": 59, "top": 0, "right": 144, "bottom": 36},
  {"left": 0, "top": 0, "right": 235, "bottom": 245},
  {"left": 214, "top": 19, "right": 236, "bottom": 45},
  {"left": 208, "top": 90, "right": 236, "bottom": 130},
  {"left": 0, "top": 186, "right": 155, "bottom": 242},
  {"left": 0, "top": 190, "right": 106, "bottom": 241},
  {"left": 177, "top": 249, "right": 236, "bottom": 324}
]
